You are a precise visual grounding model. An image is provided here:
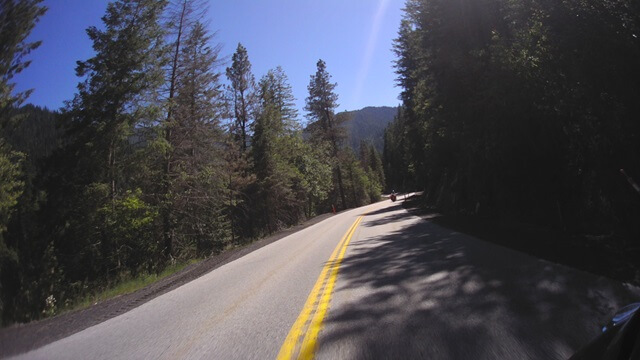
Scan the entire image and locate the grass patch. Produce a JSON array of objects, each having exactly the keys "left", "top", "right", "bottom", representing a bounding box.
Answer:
[{"left": 62, "top": 259, "right": 201, "bottom": 315}]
